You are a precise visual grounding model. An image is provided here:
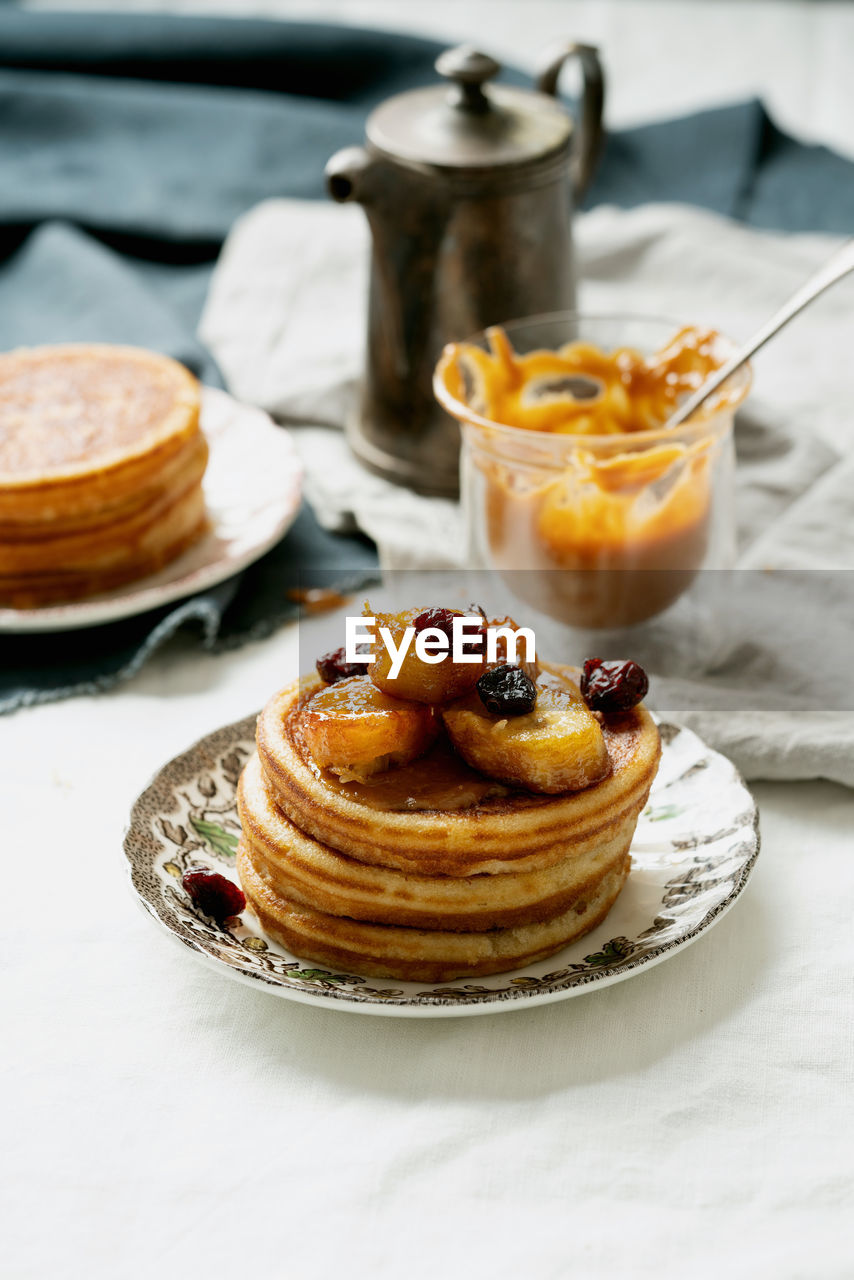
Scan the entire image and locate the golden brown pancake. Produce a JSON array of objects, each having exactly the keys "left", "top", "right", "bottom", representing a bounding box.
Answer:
[
  {"left": 0, "top": 344, "right": 200, "bottom": 483},
  {"left": 238, "top": 666, "right": 661, "bottom": 981},
  {"left": 0, "top": 431, "right": 207, "bottom": 538},
  {"left": 238, "top": 751, "right": 633, "bottom": 931},
  {"left": 0, "top": 344, "right": 207, "bottom": 605},
  {"left": 256, "top": 674, "right": 660, "bottom": 877},
  {"left": 0, "top": 484, "right": 208, "bottom": 607},
  {"left": 238, "top": 842, "right": 632, "bottom": 983}
]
